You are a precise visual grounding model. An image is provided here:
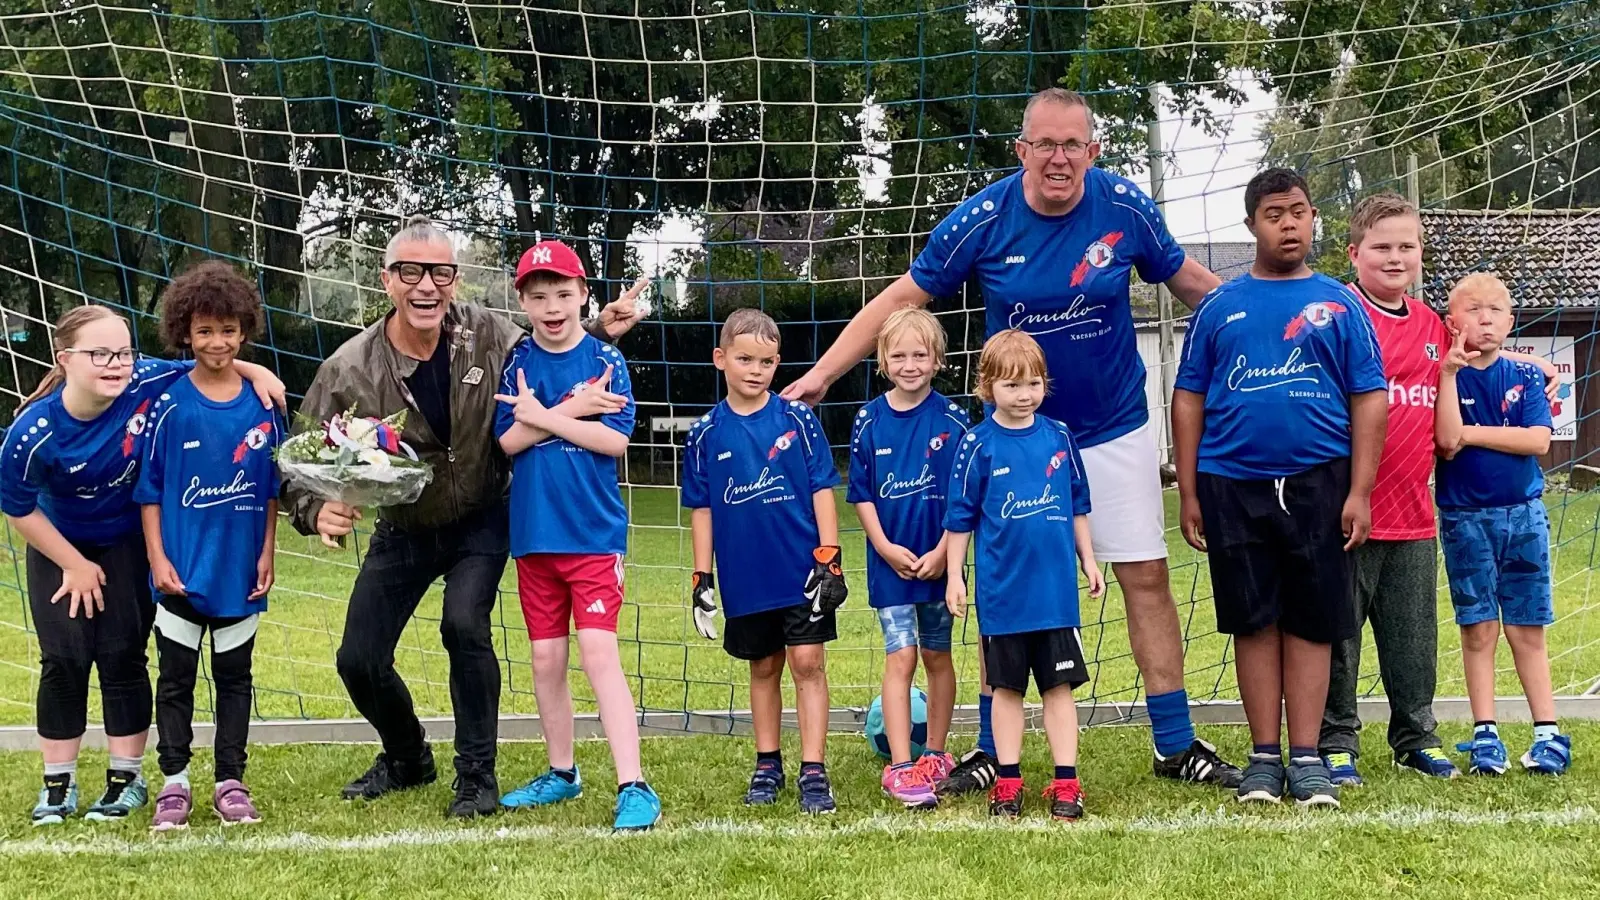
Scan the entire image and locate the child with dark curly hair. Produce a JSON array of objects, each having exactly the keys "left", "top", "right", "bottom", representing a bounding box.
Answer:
[{"left": 134, "top": 260, "right": 284, "bottom": 830}]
